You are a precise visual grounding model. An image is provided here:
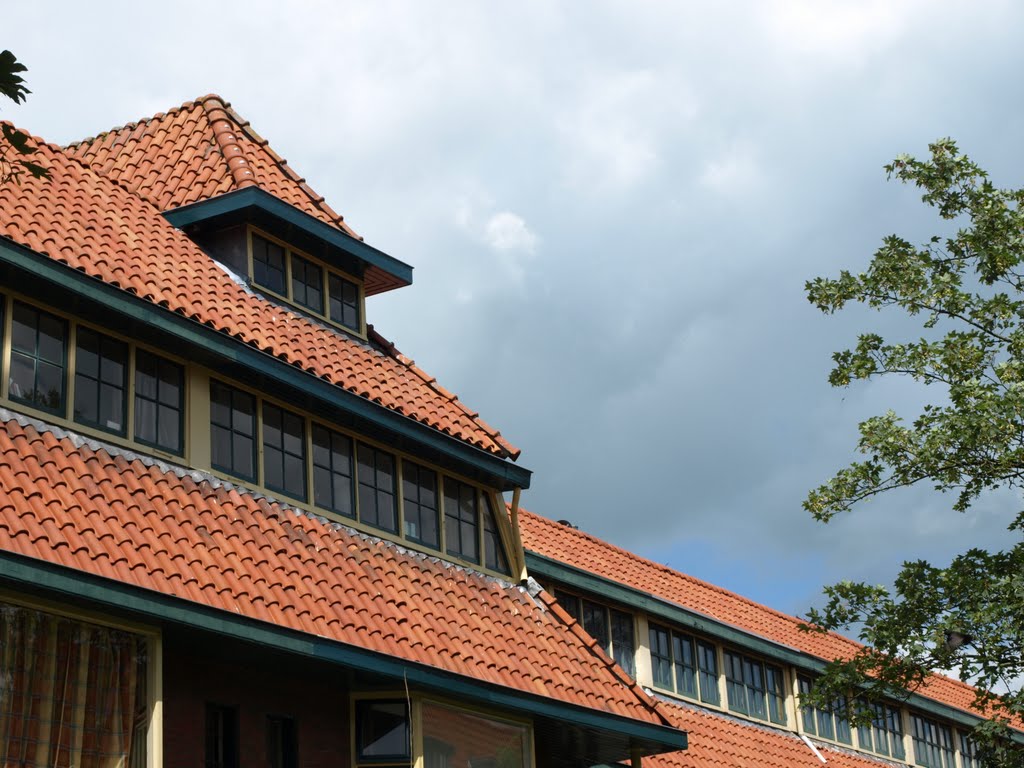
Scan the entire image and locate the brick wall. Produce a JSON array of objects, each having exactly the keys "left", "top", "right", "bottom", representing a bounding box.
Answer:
[{"left": 162, "top": 633, "right": 350, "bottom": 768}]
